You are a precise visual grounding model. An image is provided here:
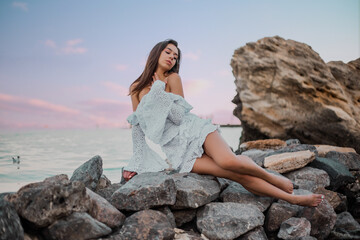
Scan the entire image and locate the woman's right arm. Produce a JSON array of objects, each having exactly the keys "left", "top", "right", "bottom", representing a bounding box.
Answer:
[
  {"left": 124, "top": 83, "right": 139, "bottom": 181},
  {"left": 130, "top": 83, "right": 140, "bottom": 111}
]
